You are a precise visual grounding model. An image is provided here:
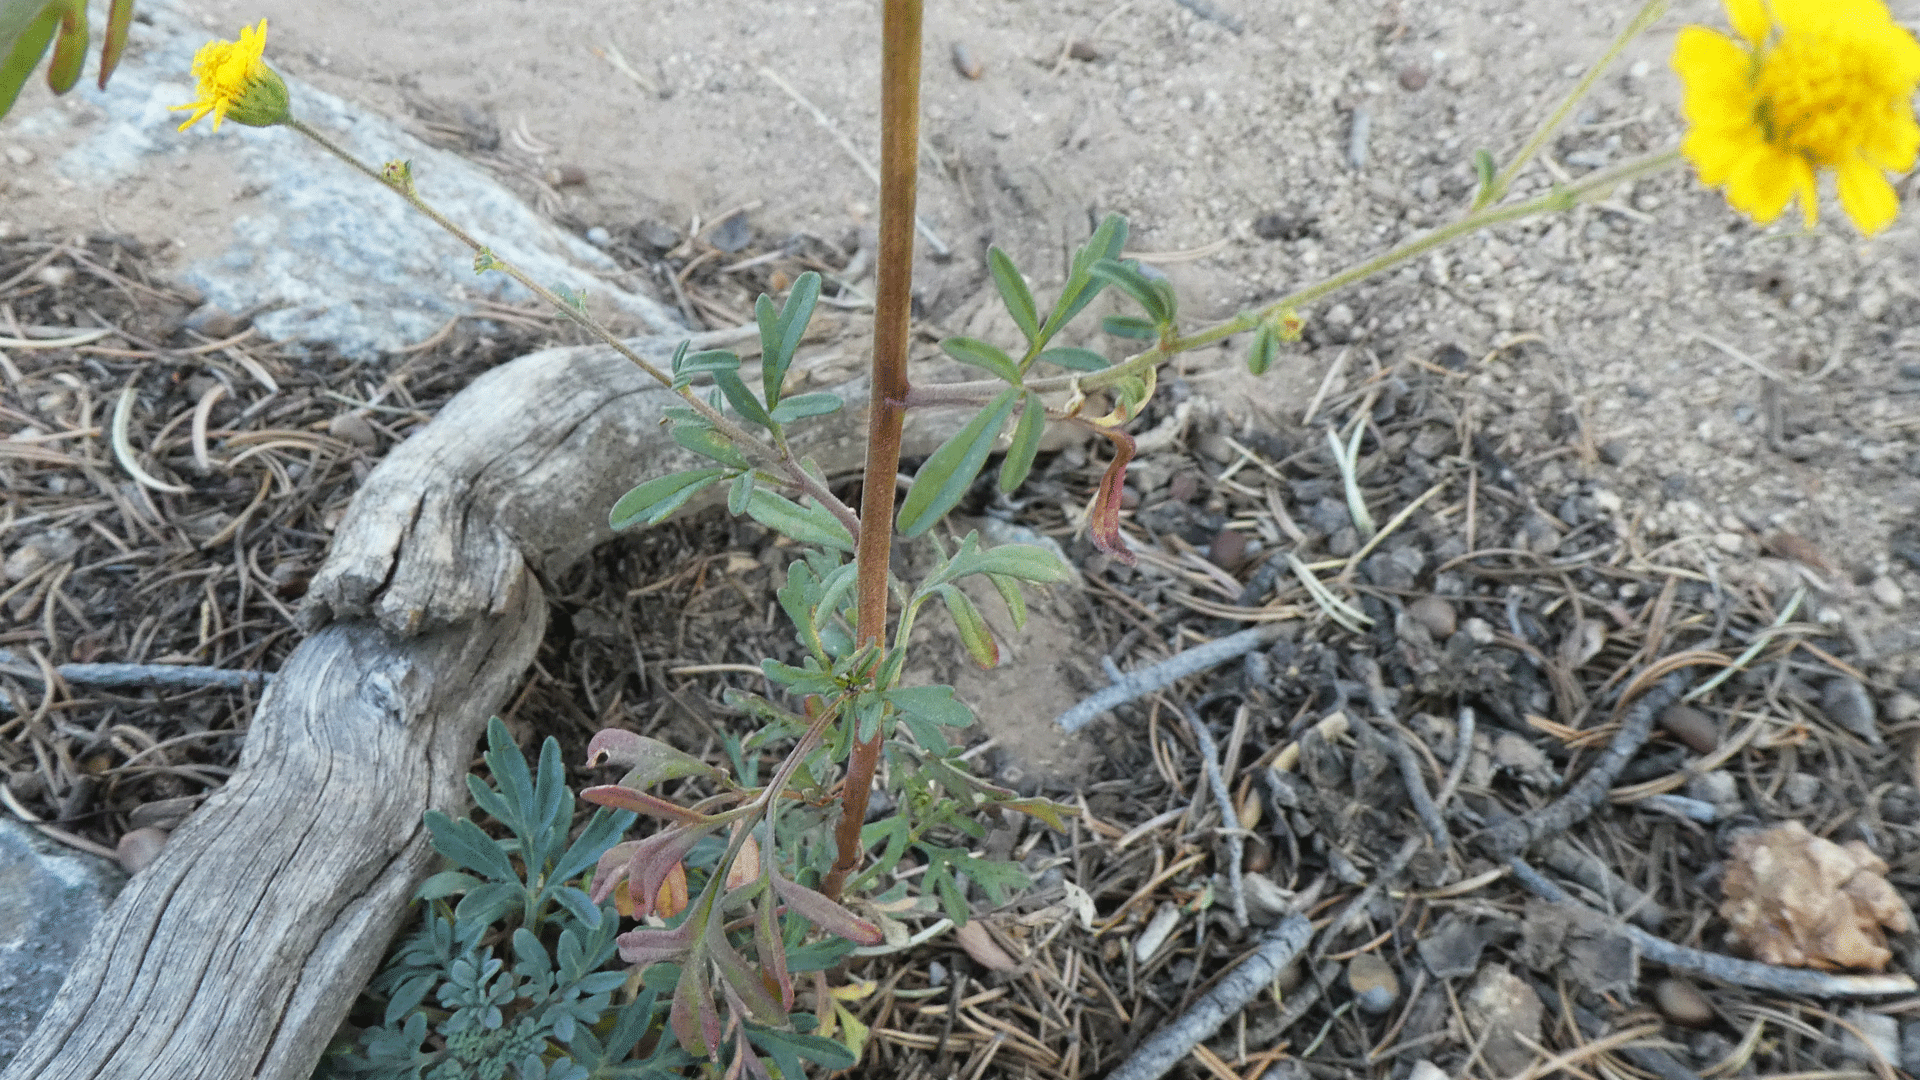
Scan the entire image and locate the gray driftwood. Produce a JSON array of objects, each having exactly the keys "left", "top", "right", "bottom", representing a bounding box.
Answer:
[{"left": 4, "top": 331, "right": 970, "bottom": 1080}]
